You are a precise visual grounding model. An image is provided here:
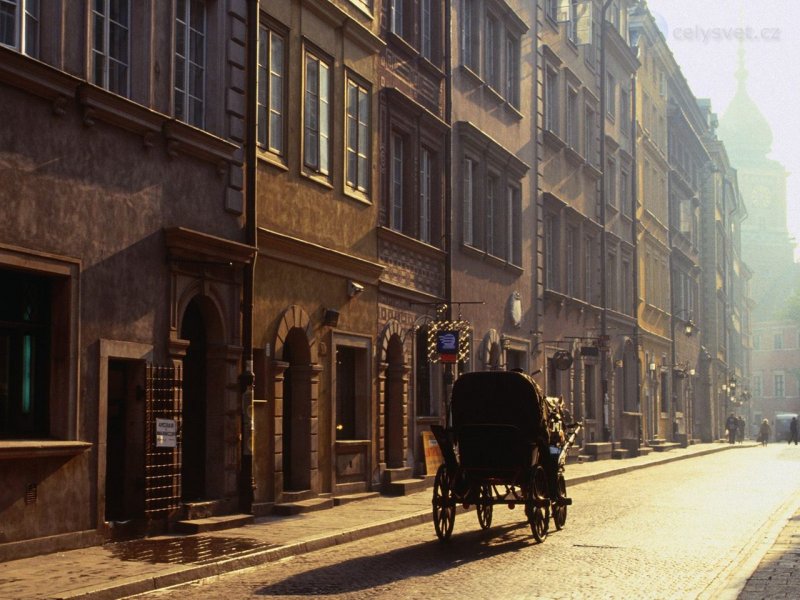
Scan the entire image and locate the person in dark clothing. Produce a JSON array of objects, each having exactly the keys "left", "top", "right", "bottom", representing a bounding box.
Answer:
[
  {"left": 789, "top": 417, "right": 798, "bottom": 445},
  {"left": 726, "top": 413, "right": 737, "bottom": 445},
  {"left": 759, "top": 419, "right": 771, "bottom": 446}
]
